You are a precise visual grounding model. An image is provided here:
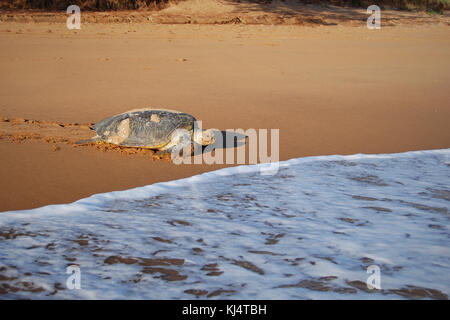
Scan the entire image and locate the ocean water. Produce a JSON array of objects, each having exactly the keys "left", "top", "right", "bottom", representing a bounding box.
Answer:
[{"left": 0, "top": 149, "right": 449, "bottom": 299}]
